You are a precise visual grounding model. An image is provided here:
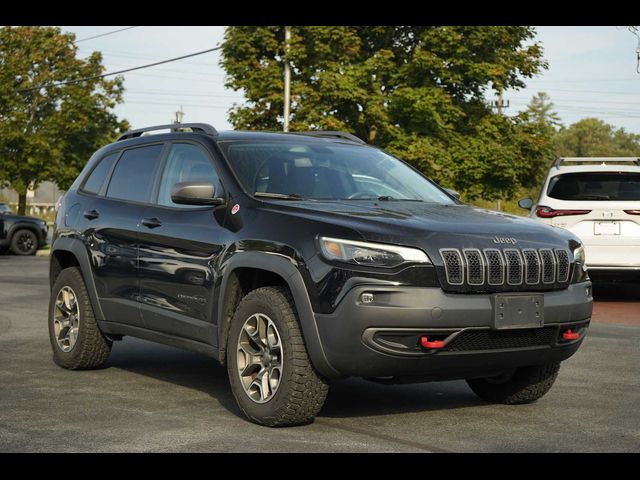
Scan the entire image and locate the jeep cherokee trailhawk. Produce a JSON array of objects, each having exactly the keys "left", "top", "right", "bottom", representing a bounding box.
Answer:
[{"left": 49, "top": 124, "right": 593, "bottom": 426}]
